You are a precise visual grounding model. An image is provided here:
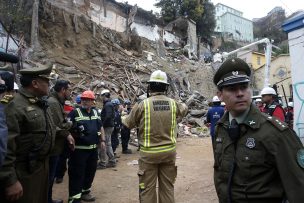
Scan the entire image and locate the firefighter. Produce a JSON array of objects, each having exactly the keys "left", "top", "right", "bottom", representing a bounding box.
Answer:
[
  {"left": 67, "top": 90, "right": 105, "bottom": 203},
  {"left": 261, "top": 86, "right": 285, "bottom": 121},
  {"left": 122, "top": 70, "right": 188, "bottom": 203}
]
